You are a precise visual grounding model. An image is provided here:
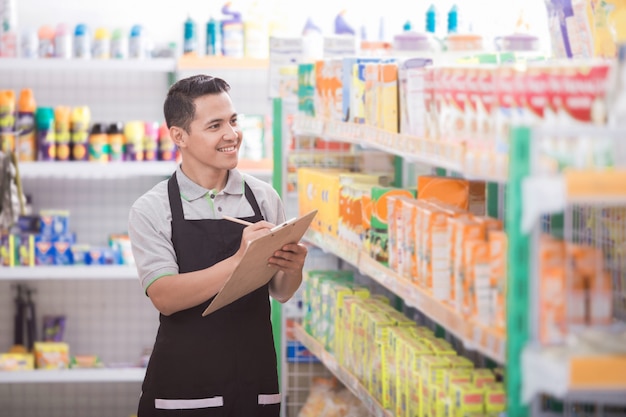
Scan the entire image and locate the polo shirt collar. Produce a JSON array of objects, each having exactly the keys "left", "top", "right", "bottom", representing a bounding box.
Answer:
[{"left": 176, "top": 165, "right": 244, "bottom": 202}]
